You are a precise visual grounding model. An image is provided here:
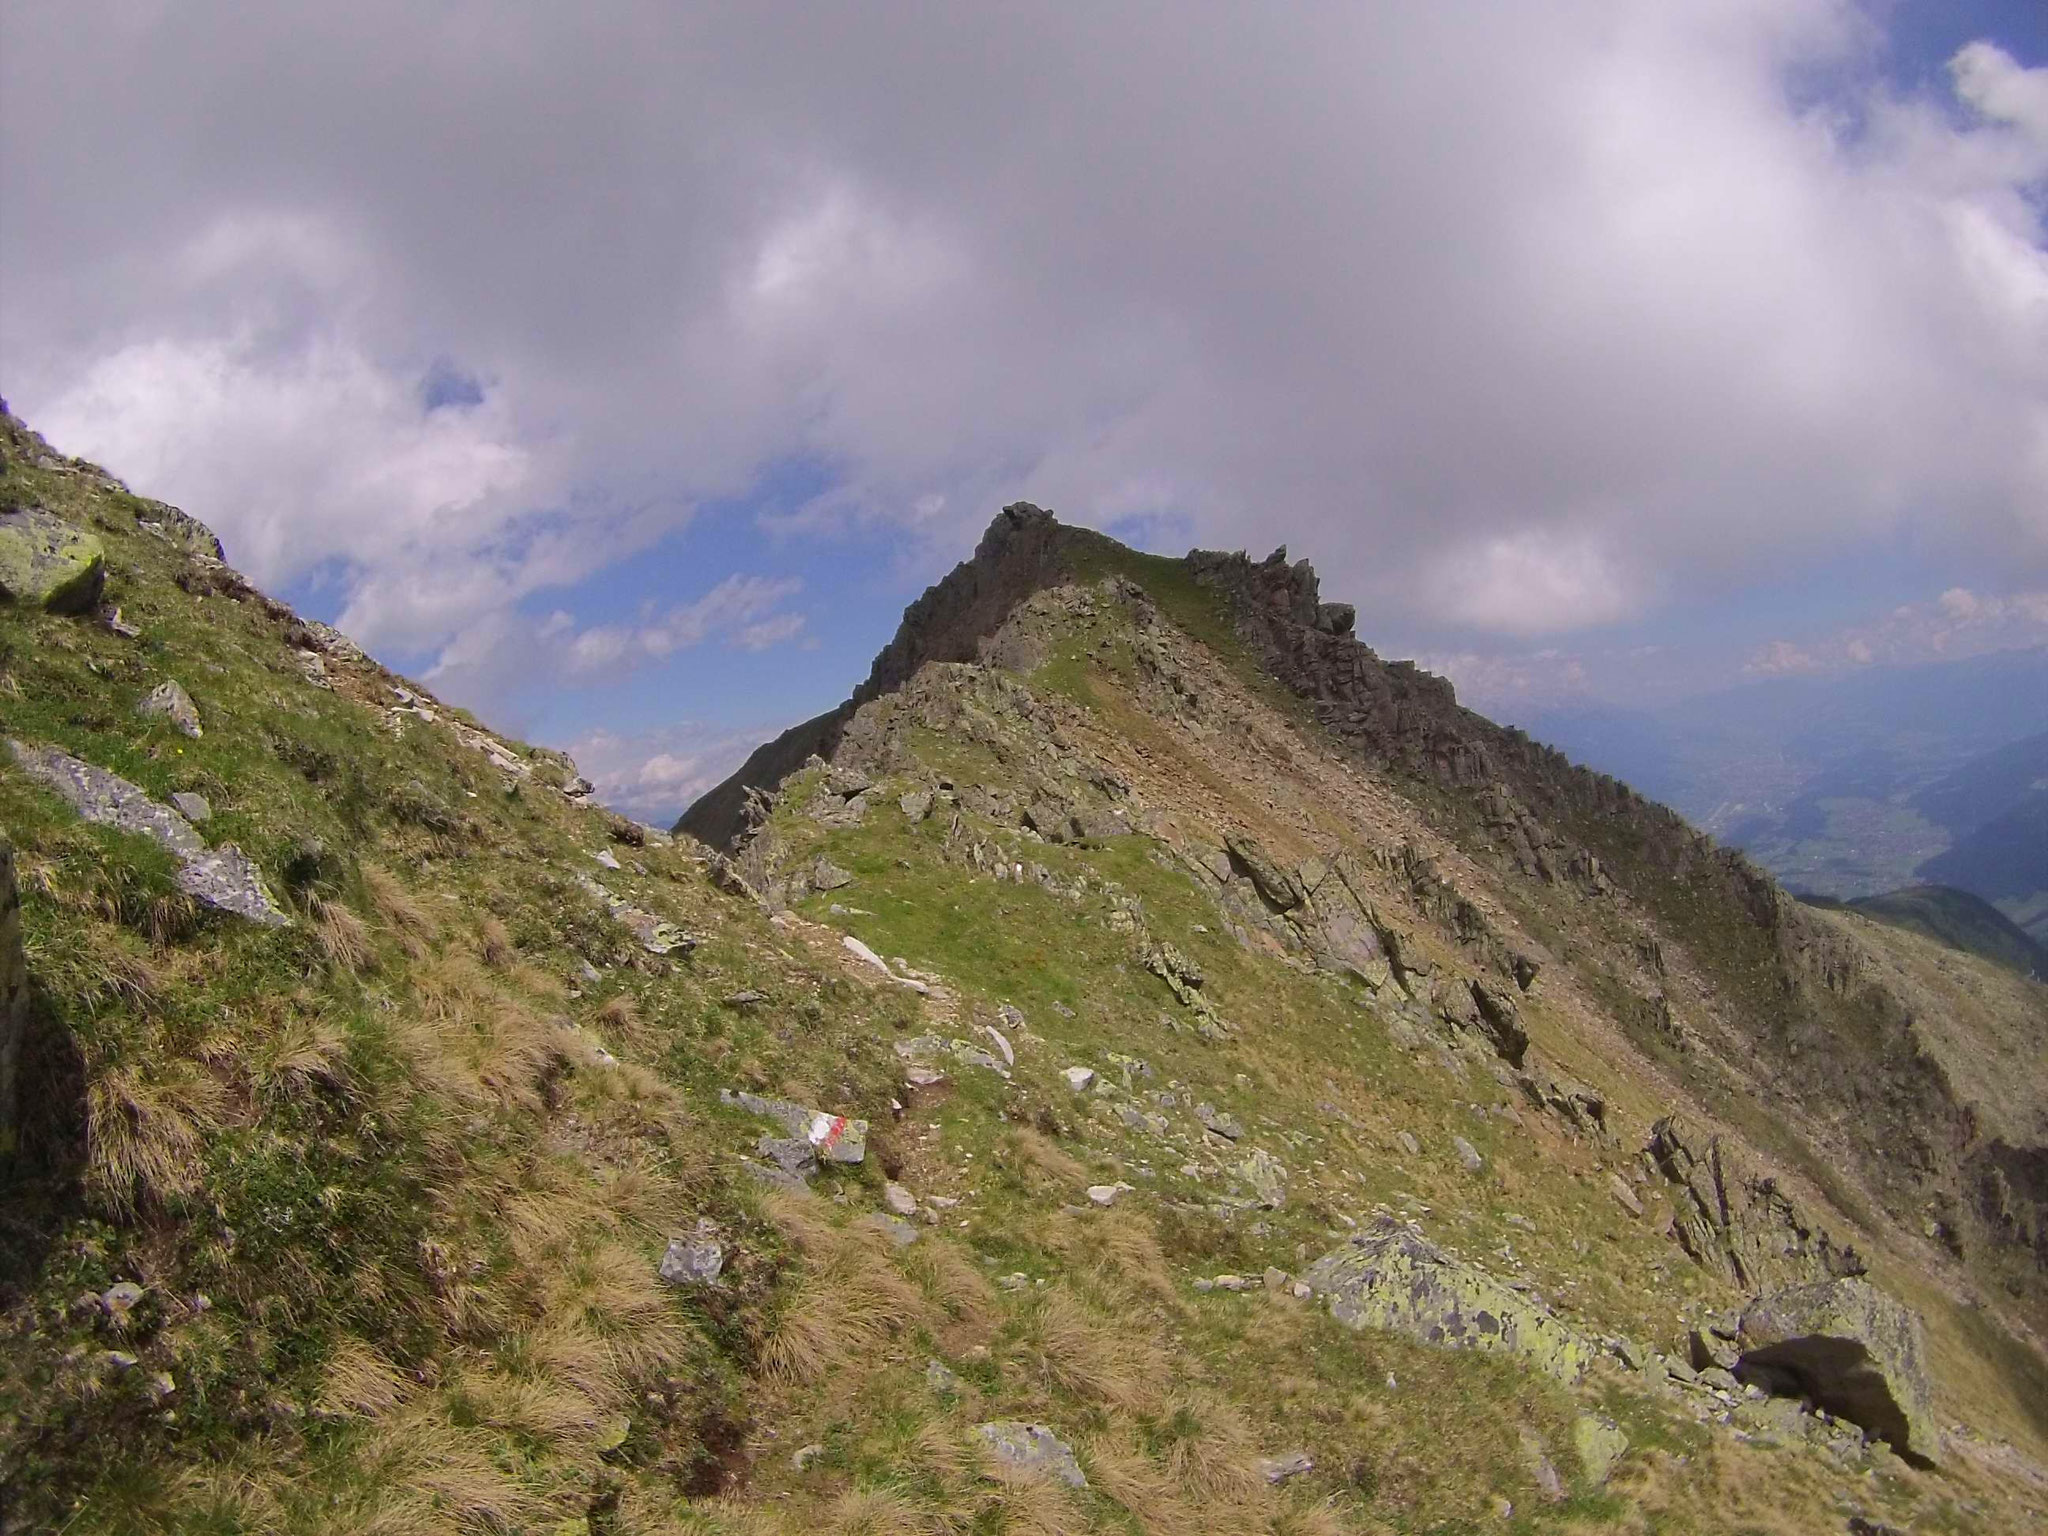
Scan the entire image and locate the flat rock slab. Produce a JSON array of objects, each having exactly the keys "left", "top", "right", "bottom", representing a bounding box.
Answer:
[
  {"left": 1573, "top": 1414, "right": 1628, "bottom": 1485},
  {"left": 978, "top": 1421, "right": 1086, "bottom": 1487},
  {"left": 658, "top": 1223, "right": 725, "bottom": 1285},
  {"left": 8, "top": 741, "right": 287, "bottom": 925},
  {"left": 0, "top": 507, "right": 105, "bottom": 613},
  {"left": 1734, "top": 1278, "right": 1937, "bottom": 1462},
  {"left": 1303, "top": 1216, "right": 1595, "bottom": 1381},
  {"left": 1258, "top": 1450, "right": 1314, "bottom": 1483}
]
